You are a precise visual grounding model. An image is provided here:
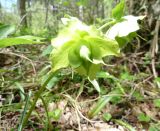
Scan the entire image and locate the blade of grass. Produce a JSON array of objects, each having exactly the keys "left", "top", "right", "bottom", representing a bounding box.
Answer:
[
  {"left": 18, "top": 91, "right": 32, "bottom": 131},
  {"left": 113, "top": 119, "right": 136, "bottom": 131},
  {"left": 88, "top": 95, "right": 112, "bottom": 118}
]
